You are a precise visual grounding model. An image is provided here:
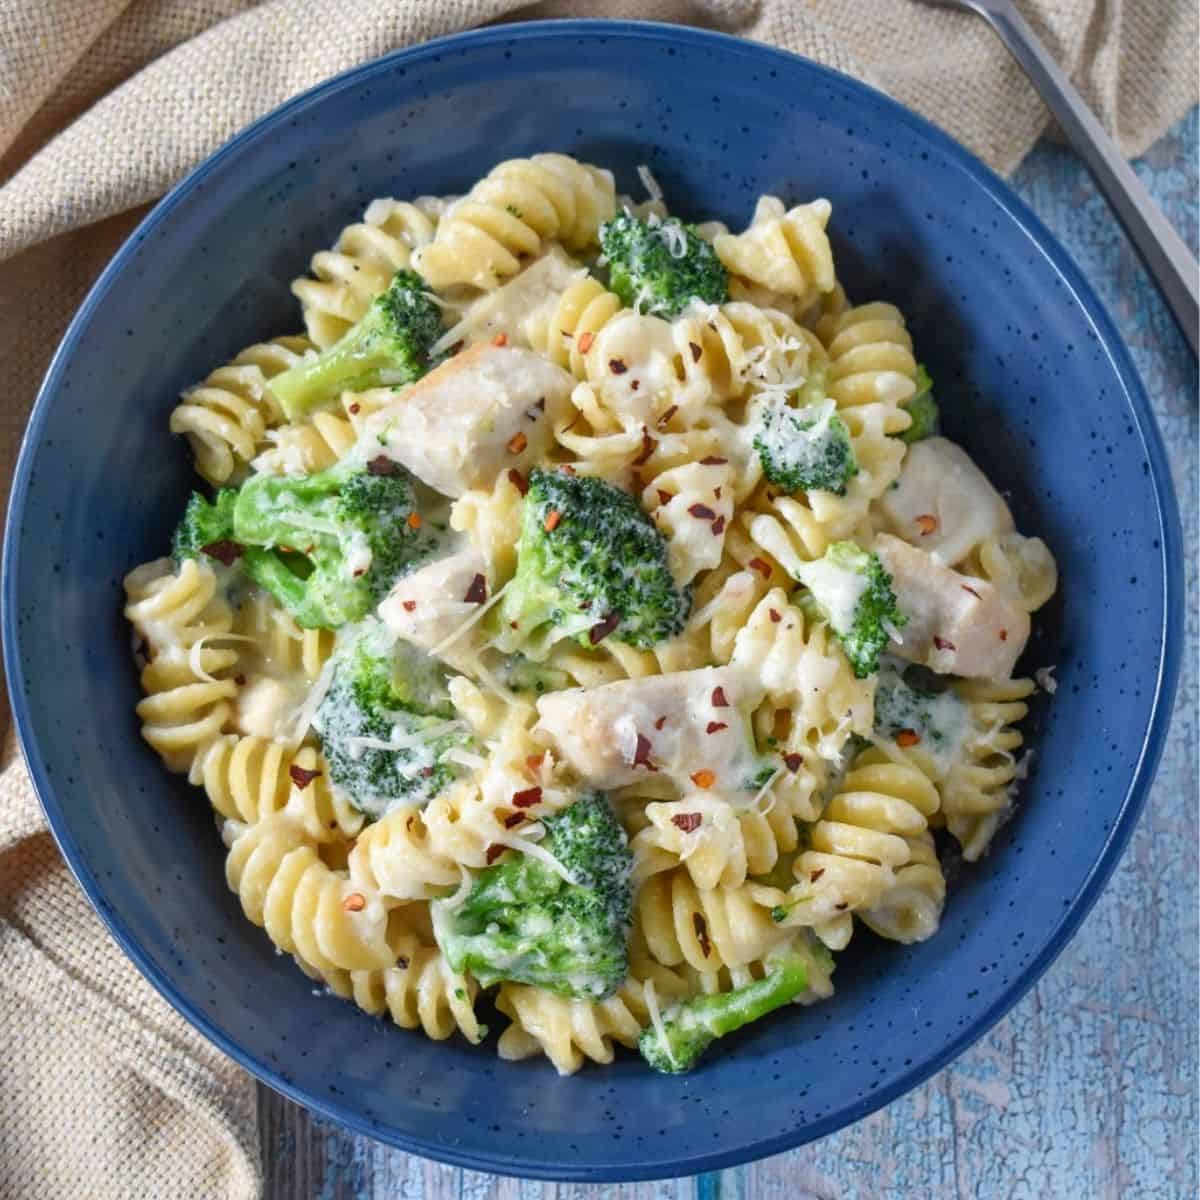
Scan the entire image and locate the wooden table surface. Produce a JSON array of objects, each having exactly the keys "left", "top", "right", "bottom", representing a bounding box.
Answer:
[{"left": 259, "top": 108, "right": 1200, "bottom": 1200}]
